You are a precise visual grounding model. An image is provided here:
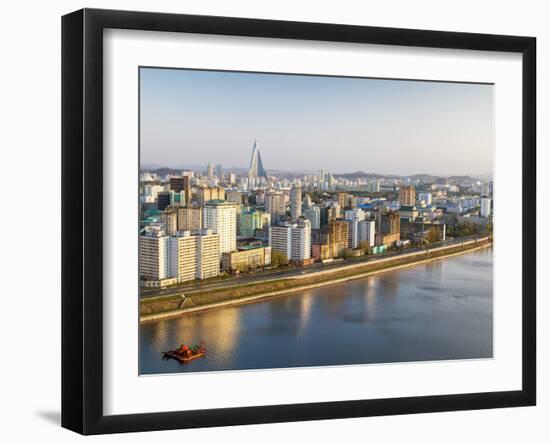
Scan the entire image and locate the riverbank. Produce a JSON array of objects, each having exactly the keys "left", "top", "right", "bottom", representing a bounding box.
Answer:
[{"left": 140, "top": 239, "right": 492, "bottom": 323}]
